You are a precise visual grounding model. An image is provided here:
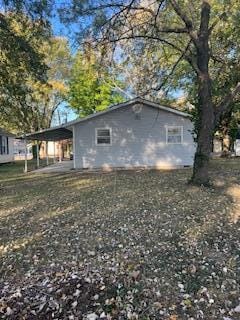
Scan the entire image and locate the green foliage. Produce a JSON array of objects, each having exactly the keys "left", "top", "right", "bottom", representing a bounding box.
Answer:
[
  {"left": 0, "top": 0, "right": 52, "bottom": 17},
  {"left": 0, "top": 12, "right": 50, "bottom": 132},
  {"left": 68, "top": 47, "right": 125, "bottom": 117},
  {"left": 29, "top": 36, "right": 71, "bottom": 129},
  {"left": 0, "top": 11, "right": 71, "bottom": 133}
]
